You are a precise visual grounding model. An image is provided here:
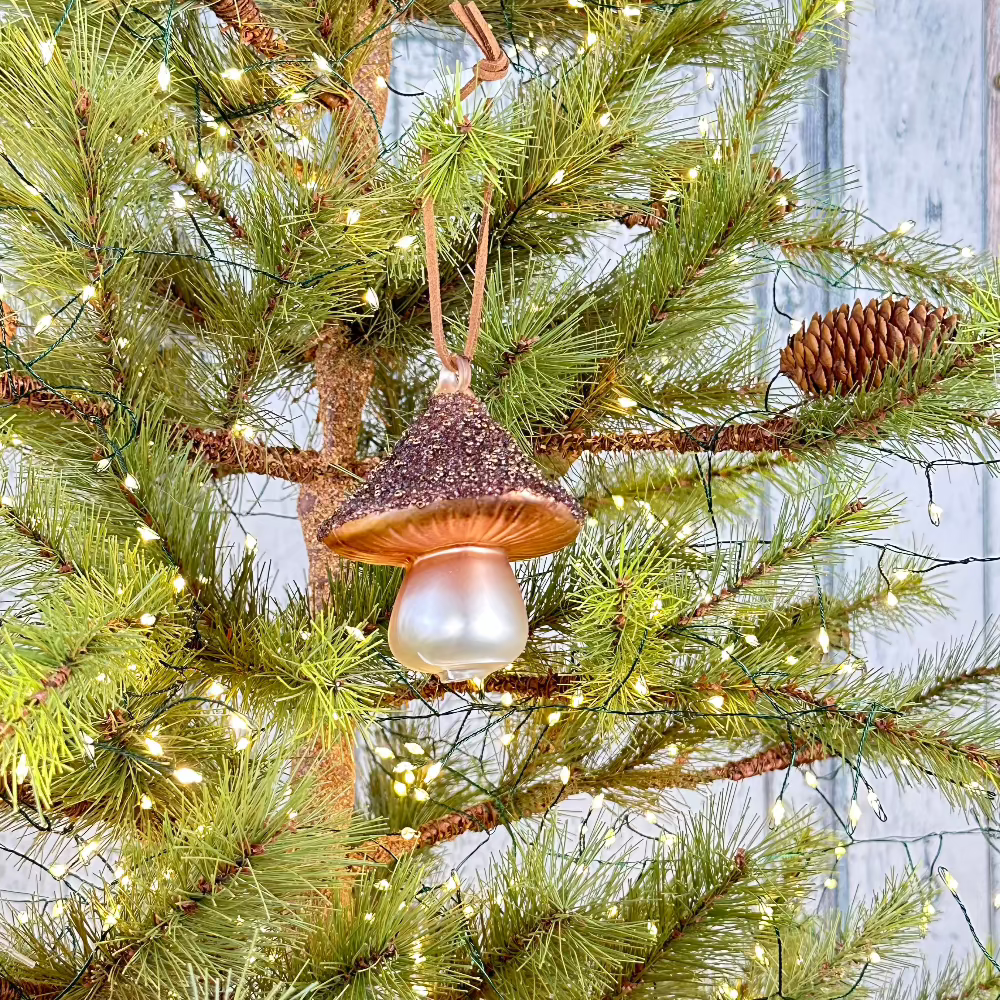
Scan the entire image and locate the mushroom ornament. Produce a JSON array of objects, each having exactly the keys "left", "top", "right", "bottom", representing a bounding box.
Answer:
[{"left": 319, "top": 375, "right": 584, "bottom": 682}]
